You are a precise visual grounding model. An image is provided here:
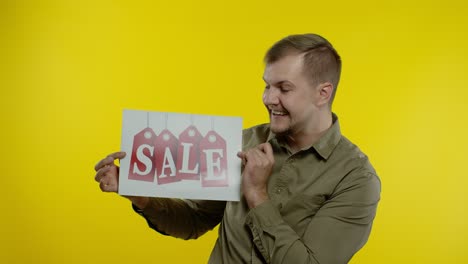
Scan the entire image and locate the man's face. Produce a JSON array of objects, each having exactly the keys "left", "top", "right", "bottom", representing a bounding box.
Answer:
[{"left": 263, "top": 53, "right": 320, "bottom": 136}]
